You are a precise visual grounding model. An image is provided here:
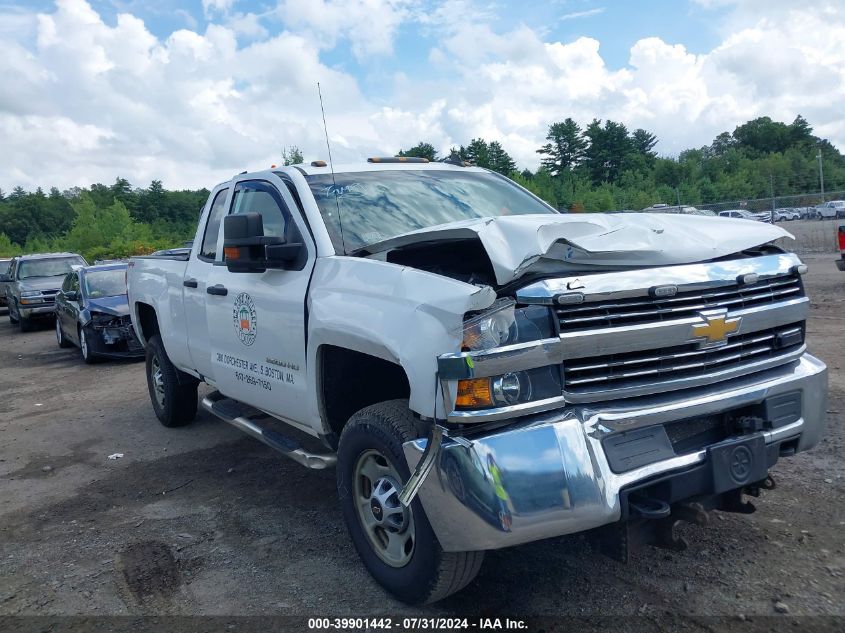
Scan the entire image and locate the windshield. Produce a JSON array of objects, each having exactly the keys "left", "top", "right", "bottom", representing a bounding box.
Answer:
[
  {"left": 83, "top": 269, "right": 127, "bottom": 298},
  {"left": 17, "top": 257, "right": 85, "bottom": 280},
  {"left": 305, "top": 170, "right": 556, "bottom": 253}
]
